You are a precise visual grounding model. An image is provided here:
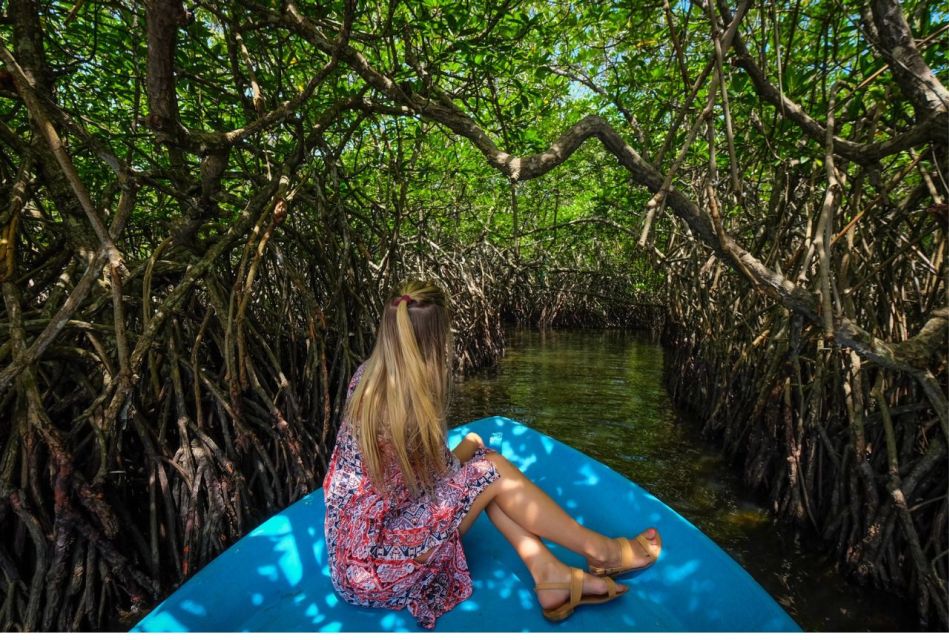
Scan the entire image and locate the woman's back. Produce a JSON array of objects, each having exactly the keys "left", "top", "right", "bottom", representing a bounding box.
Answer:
[{"left": 323, "top": 284, "right": 500, "bottom": 629}]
